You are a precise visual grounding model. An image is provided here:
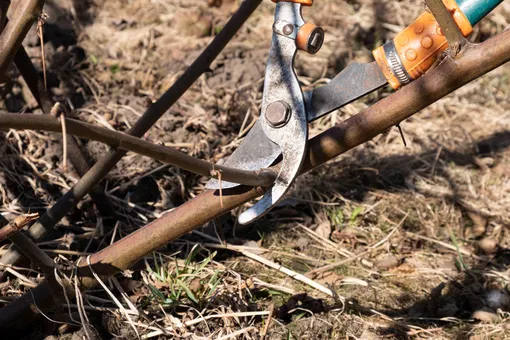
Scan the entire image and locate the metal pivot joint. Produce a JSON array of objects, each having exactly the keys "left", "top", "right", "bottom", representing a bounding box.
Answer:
[
  {"left": 237, "top": 1, "right": 310, "bottom": 225},
  {"left": 274, "top": 21, "right": 325, "bottom": 54},
  {"left": 272, "top": 2, "right": 324, "bottom": 55},
  {"left": 266, "top": 101, "right": 291, "bottom": 128}
]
